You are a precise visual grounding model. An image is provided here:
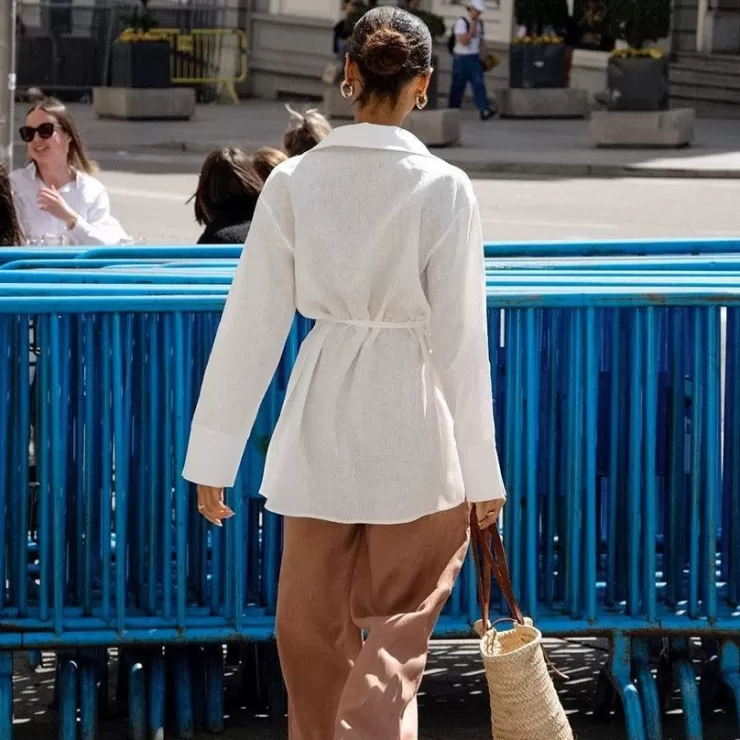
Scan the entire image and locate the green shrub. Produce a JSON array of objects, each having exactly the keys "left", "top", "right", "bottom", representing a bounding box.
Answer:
[
  {"left": 515, "top": 0, "right": 569, "bottom": 35},
  {"left": 609, "top": 0, "right": 671, "bottom": 48},
  {"left": 121, "top": 0, "right": 158, "bottom": 32}
]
